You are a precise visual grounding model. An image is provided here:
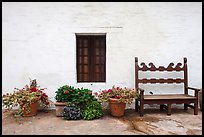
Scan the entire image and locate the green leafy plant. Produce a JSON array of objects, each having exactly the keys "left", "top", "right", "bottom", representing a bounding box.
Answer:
[
  {"left": 2, "top": 79, "right": 50, "bottom": 116},
  {"left": 55, "top": 85, "right": 97, "bottom": 106},
  {"left": 55, "top": 85, "right": 75, "bottom": 102},
  {"left": 81, "top": 101, "right": 103, "bottom": 120},
  {"left": 55, "top": 85, "right": 104, "bottom": 120}
]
